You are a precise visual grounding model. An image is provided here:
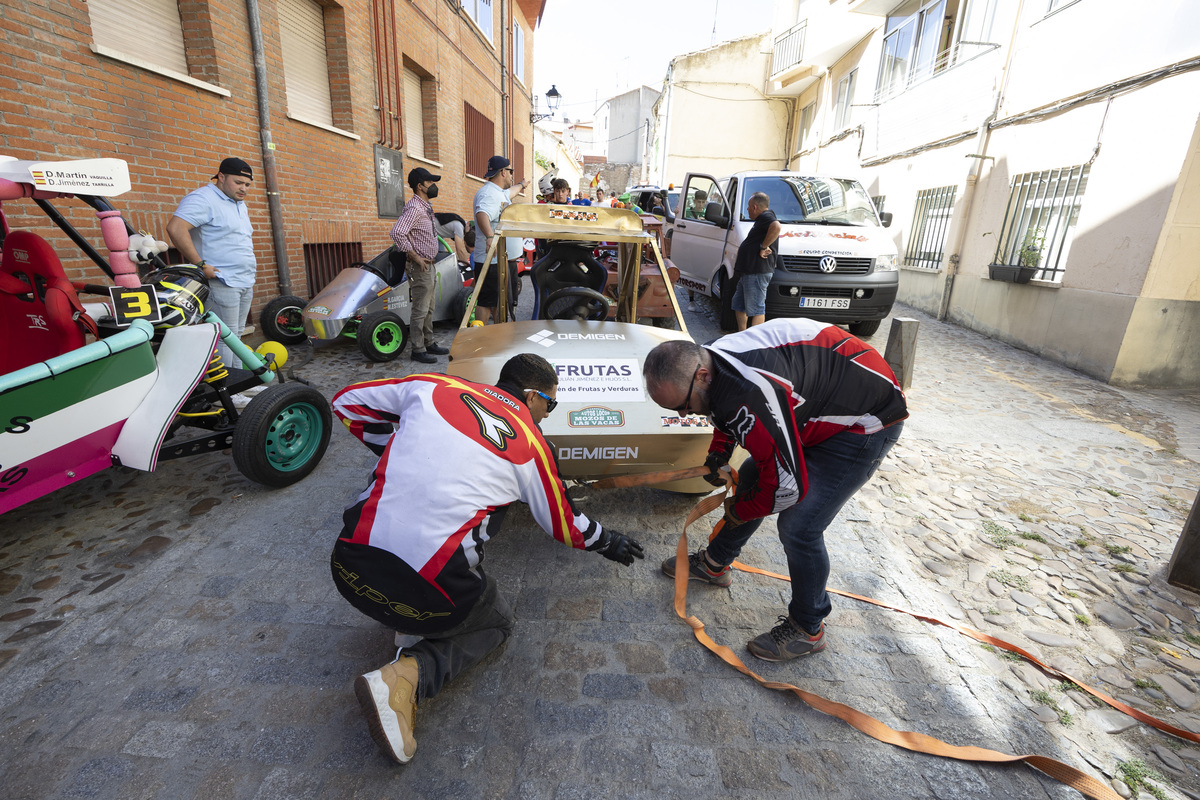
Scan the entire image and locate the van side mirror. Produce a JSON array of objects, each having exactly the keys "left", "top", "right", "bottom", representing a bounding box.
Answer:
[
  {"left": 879, "top": 211, "right": 893, "bottom": 228},
  {"left": 704, "top": 202, "right": 729, "bottom": 228}
]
